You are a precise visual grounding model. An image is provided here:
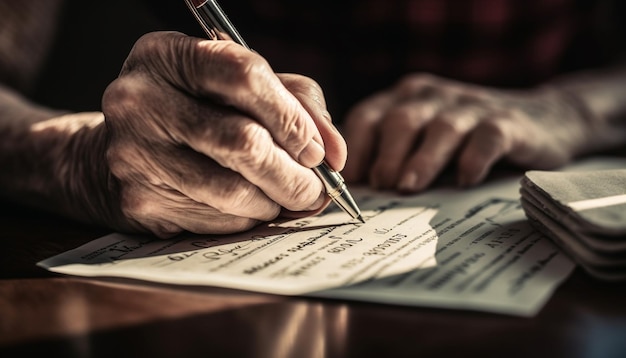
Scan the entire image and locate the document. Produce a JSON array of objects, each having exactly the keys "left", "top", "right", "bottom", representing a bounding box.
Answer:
[{"left": 38, "top": 168, "right": 586, "bottom": 317}]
